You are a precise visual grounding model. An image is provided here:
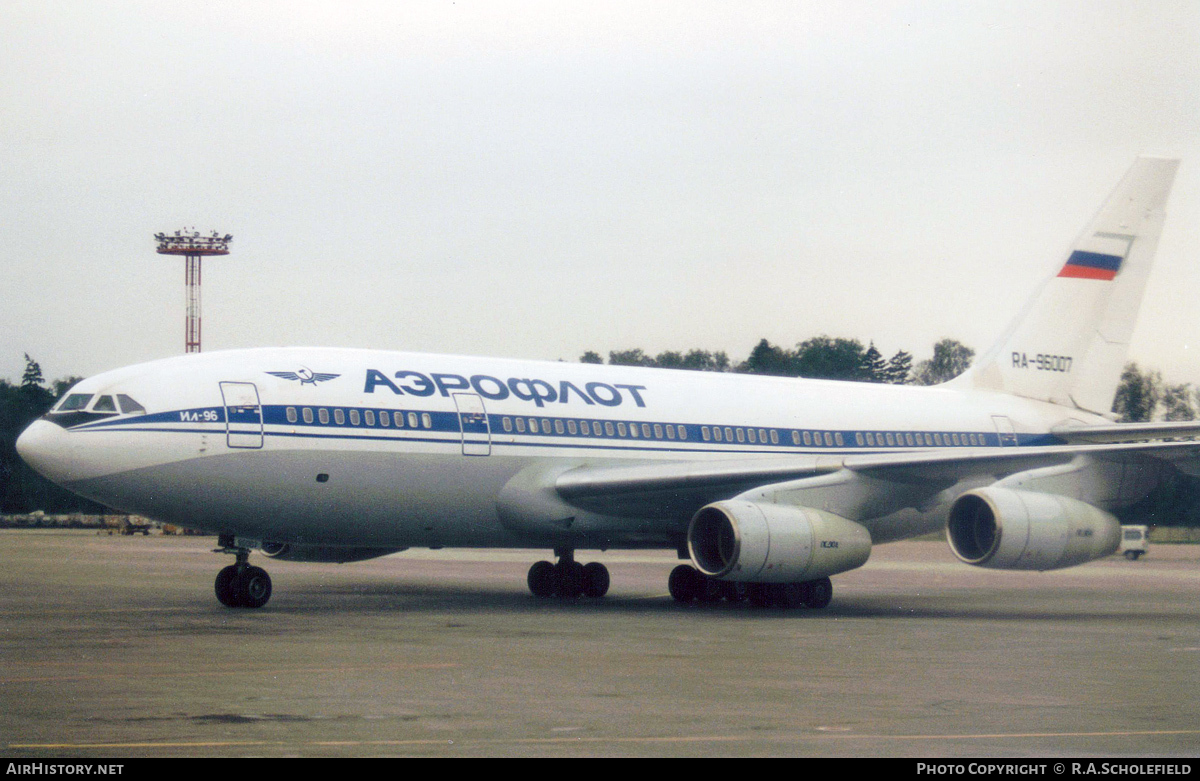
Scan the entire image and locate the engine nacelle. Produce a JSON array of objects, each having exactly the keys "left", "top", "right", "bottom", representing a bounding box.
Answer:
[
  {"left": 946, "top": 487, "right": 1120, "bottom": 571},
  {"left": 687, "top": 500, "right": 872, "bottom": 583},
  {"left": 257, "top": 541, "right": 405, "bottom": 563}
]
